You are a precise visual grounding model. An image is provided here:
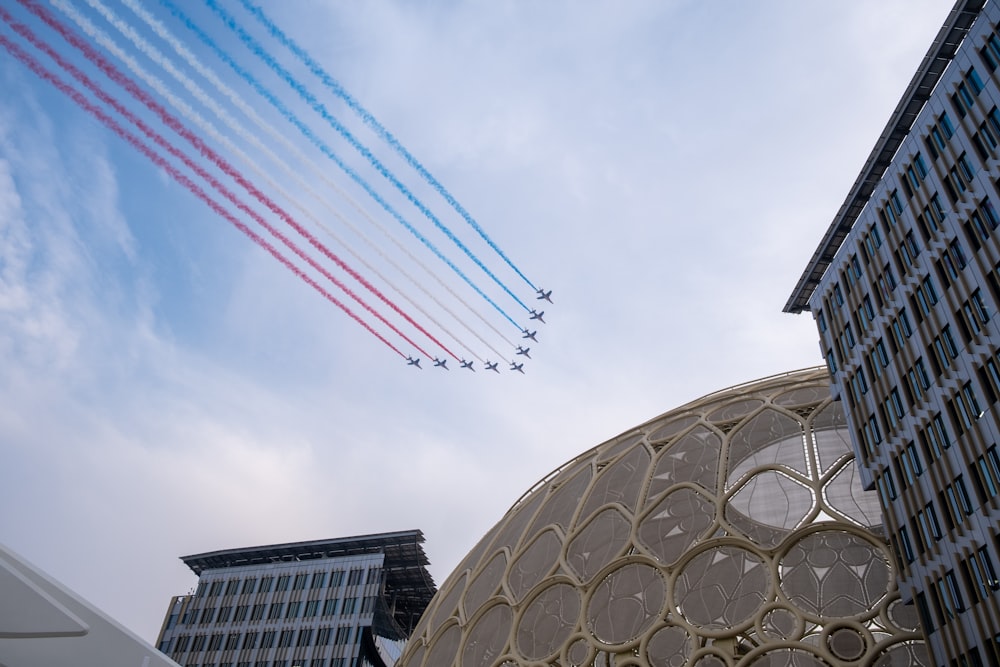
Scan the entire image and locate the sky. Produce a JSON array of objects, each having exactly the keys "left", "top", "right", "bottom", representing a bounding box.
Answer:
[{"left": 0, "top": 0, "right": 954, "bottom": 643}]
